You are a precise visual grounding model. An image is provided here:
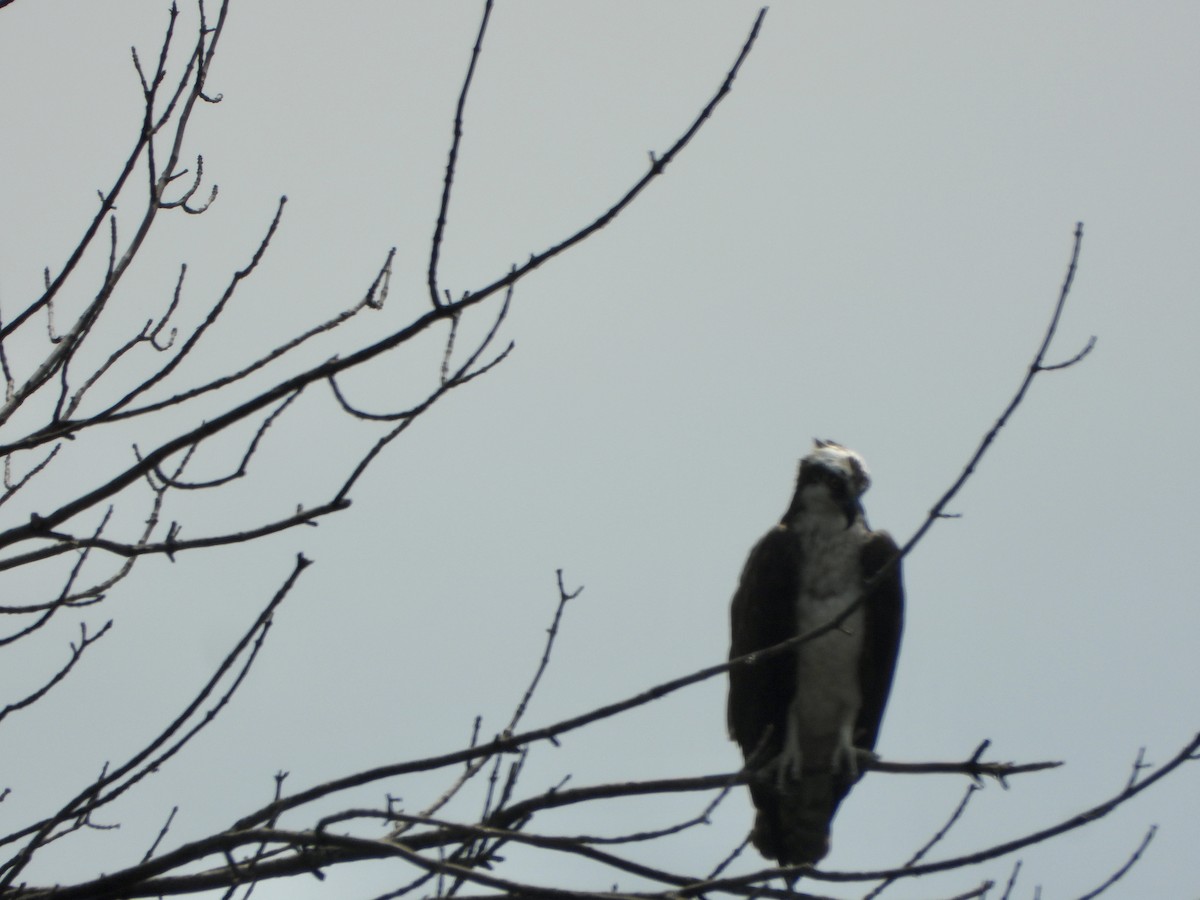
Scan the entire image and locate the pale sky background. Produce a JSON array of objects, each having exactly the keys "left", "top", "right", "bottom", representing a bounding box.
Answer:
[{"left": 1, "top": 2, "right": 1198, "bottom": 898}]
